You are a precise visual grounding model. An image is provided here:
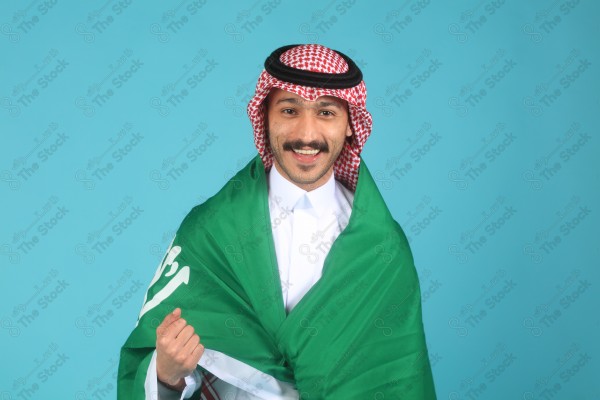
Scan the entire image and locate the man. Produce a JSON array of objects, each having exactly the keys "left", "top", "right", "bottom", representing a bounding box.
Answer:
[{"left": 118, "top": 44, "right": 437, "bottom": 399}]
